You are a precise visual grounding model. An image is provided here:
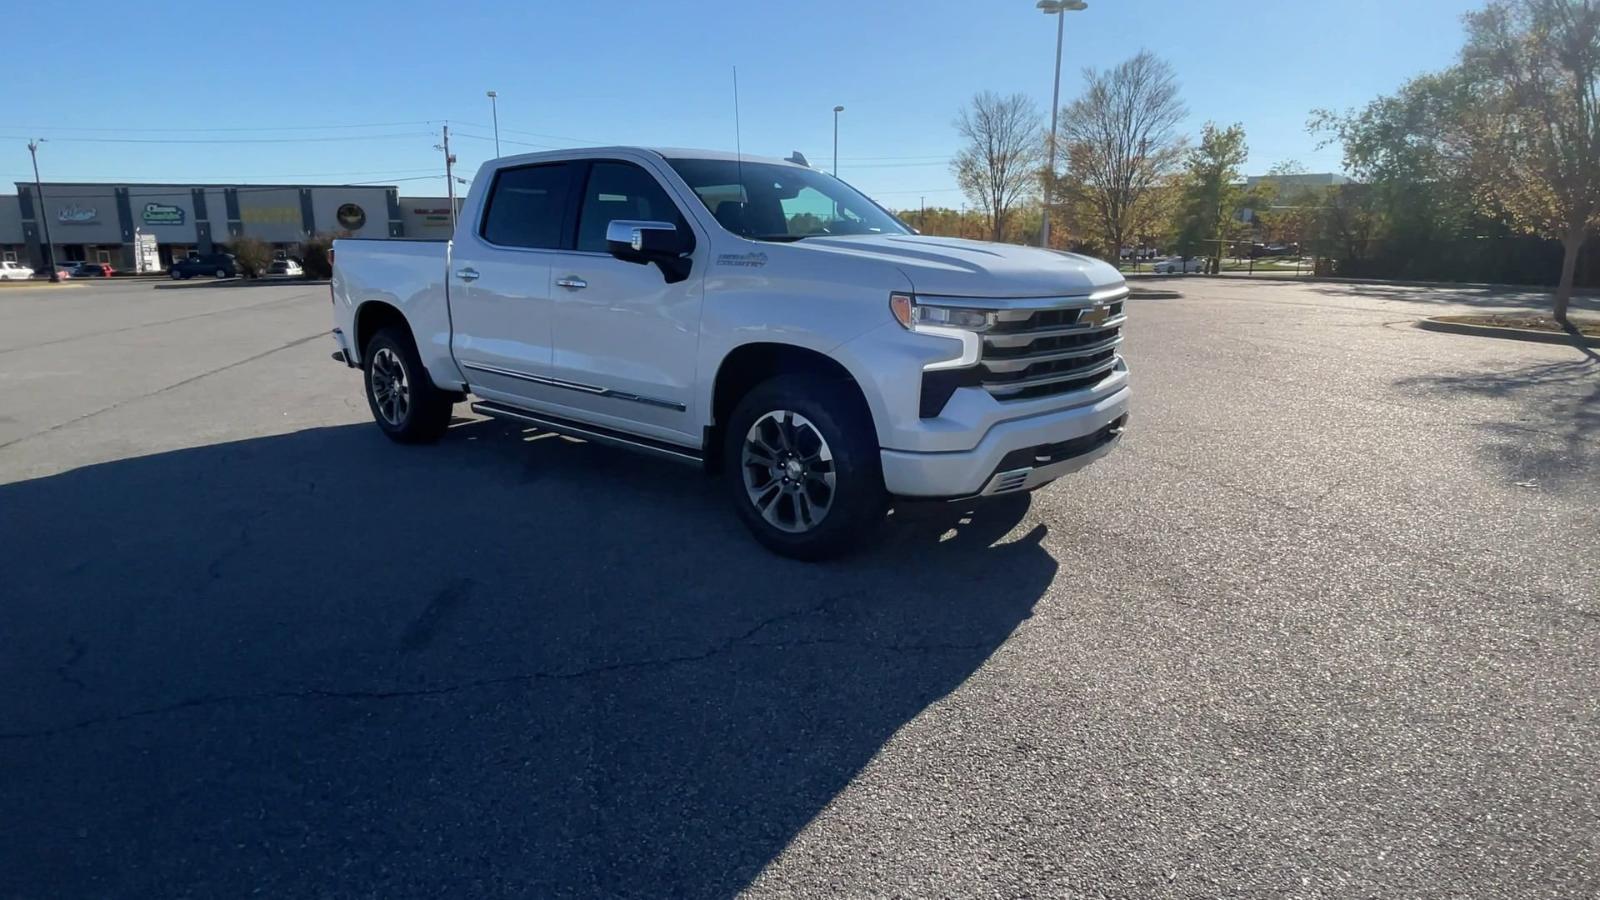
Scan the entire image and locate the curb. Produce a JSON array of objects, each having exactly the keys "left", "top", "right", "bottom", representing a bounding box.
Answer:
[
  {"left": 1128, "top": 288, "right": 1183, "bottom": 300},
  {"left": 1415, "top": 317, "right": 1600, "bottom": 348},
  {"left": 154, "top": 278, "right": 330, "bottom": 290}
]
